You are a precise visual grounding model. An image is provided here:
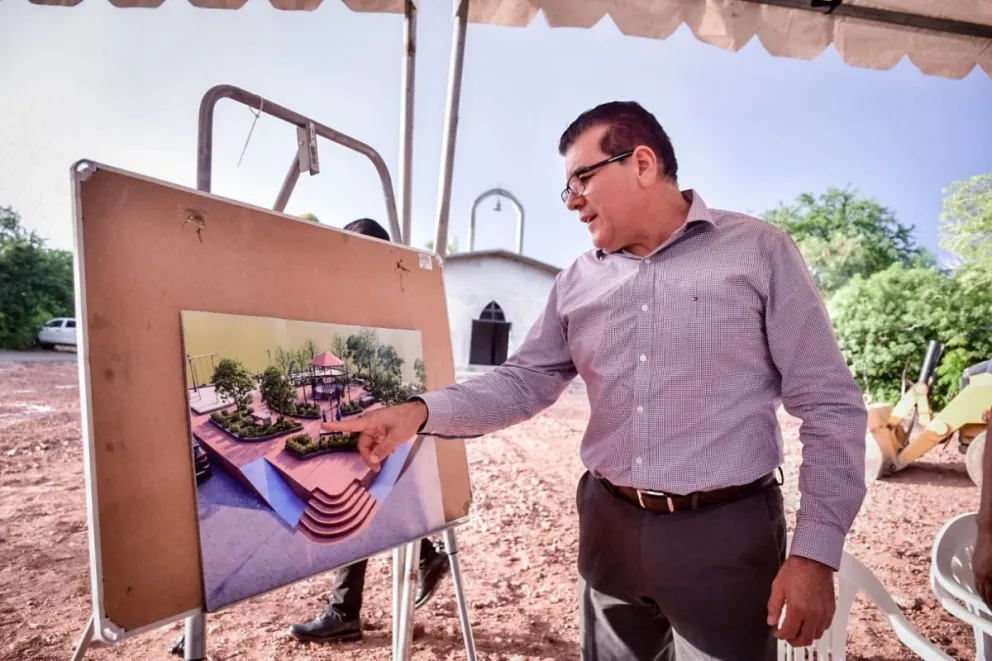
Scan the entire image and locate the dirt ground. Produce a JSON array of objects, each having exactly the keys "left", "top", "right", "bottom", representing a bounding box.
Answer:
[{"left": 0, "top": 360, "right": 980, "bottom": 661}]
